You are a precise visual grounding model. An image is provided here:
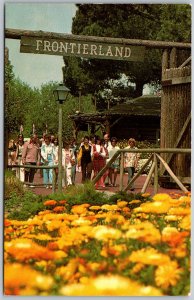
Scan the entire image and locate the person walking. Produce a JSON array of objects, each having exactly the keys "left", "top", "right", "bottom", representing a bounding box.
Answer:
[
  {"left": 69, "top": 138, "right": 79, "bottom": 185},
  {"left": 22, "top": 133, "right": 41, "bottom": 187},
  {"left": 107, "top": 137, "right": 120, "bottom": 187},
  {"left": 124, "top": 138, "right": 140, "bottom": 191},
  {"left": 92, "top": 136, "right": 107, "bottom": 189},
  {"left": 41, "top": 134, "right": 55, "bottom": 189},
  {"left": 15, "top": 134, "right": 25, "bottom": 182},
  {"left": 77, "top": 136, "right": 93, "bottom": 183},
  {"left": 62, "top": 141, "right": 76, "bottom": 187}
]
